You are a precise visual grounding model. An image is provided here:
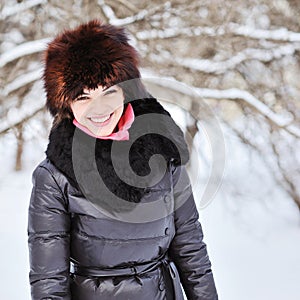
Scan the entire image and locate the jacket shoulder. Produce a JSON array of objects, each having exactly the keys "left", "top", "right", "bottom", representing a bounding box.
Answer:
[
  {"left": 32, "top": 158, "right": 60, "bottom": 178},
  {"left": 31, "top": 158, "right": 69, "bottom": 191}
]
